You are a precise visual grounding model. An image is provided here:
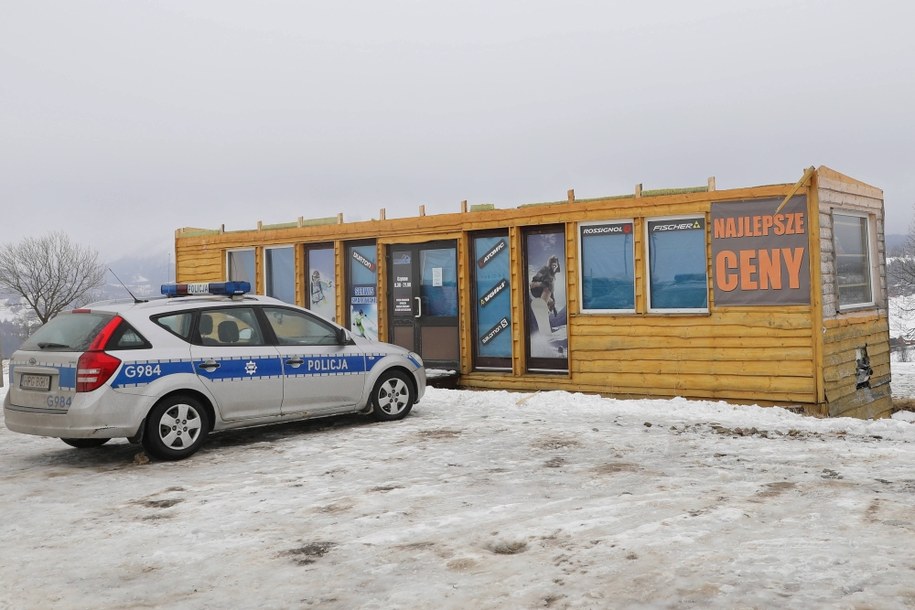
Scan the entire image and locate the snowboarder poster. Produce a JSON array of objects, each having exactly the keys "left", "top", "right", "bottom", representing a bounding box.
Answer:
[
  {"left": 524, "top": 228, "right": 568, "bottom": 366},
  {"left": 308, "top": 247, "right": 336, "bottom": 322}
]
